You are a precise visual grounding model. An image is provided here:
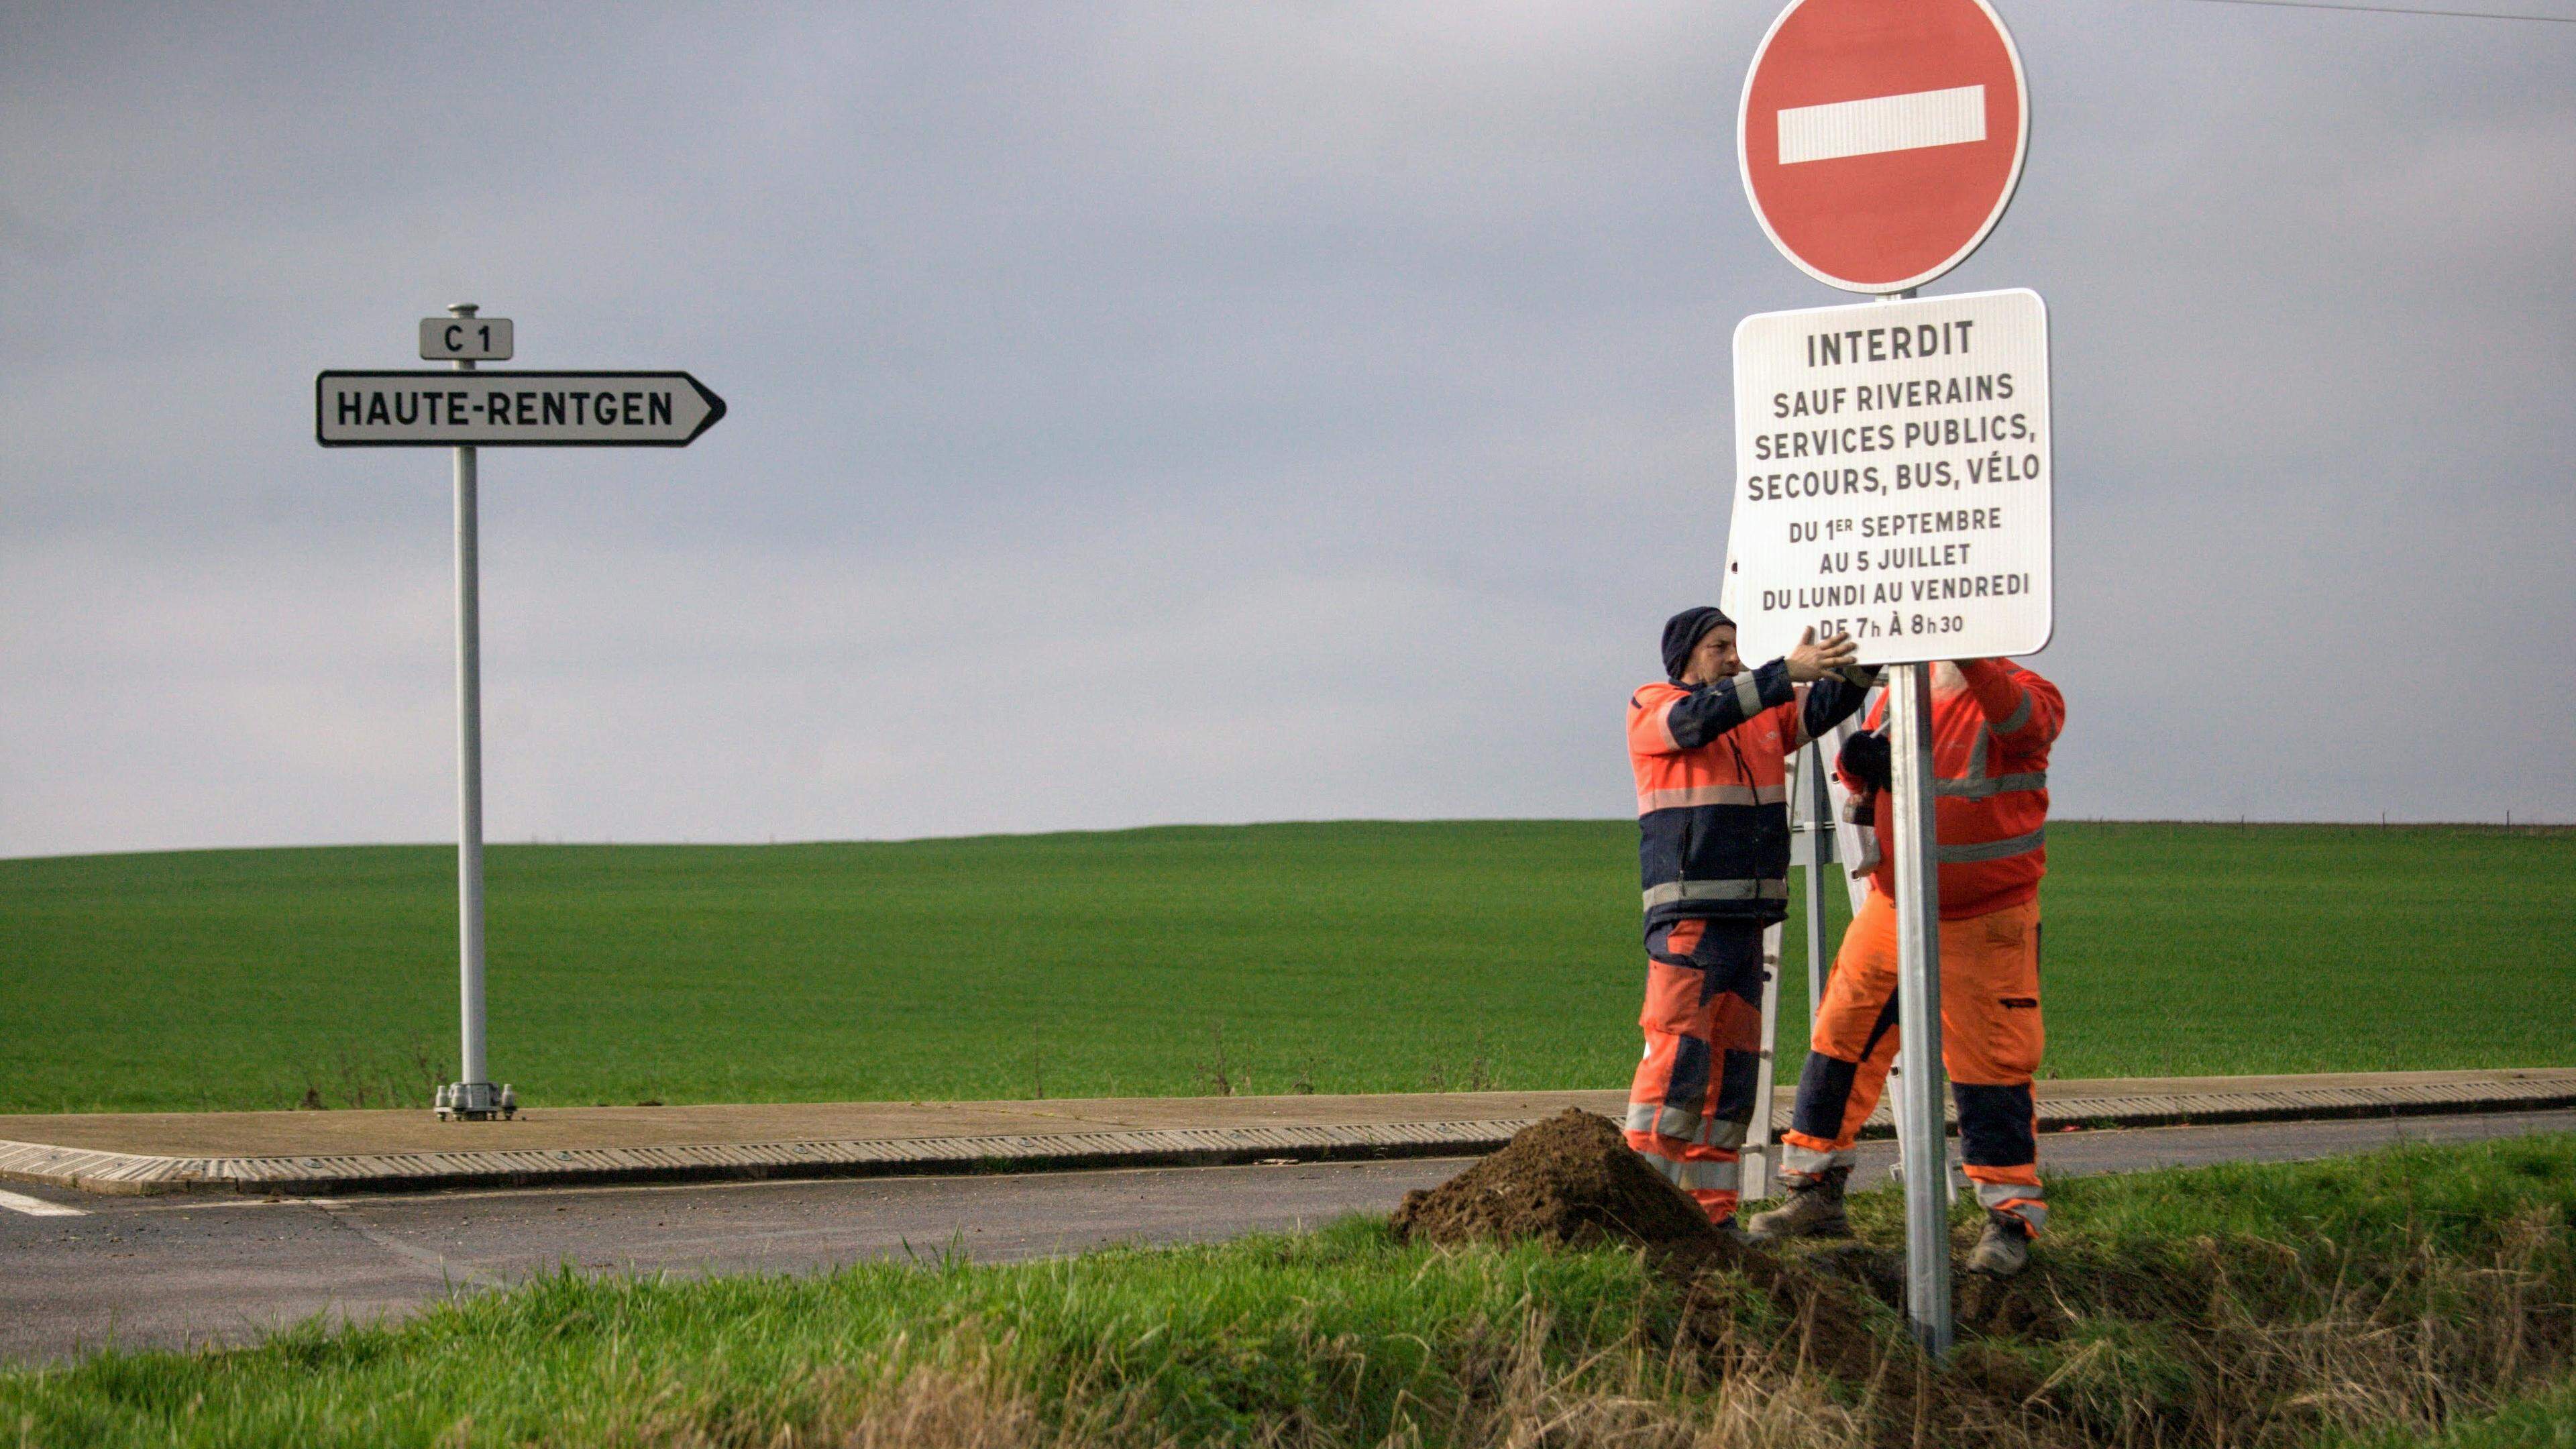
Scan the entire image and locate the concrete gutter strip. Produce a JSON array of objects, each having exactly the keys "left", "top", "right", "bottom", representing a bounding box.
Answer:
[
  {"left": 2, "top": 1069, "right": 2569, "bottom": 1197},
  {"left": 0, "top": 1120, "right": 1542, "bottom": 1197}
]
